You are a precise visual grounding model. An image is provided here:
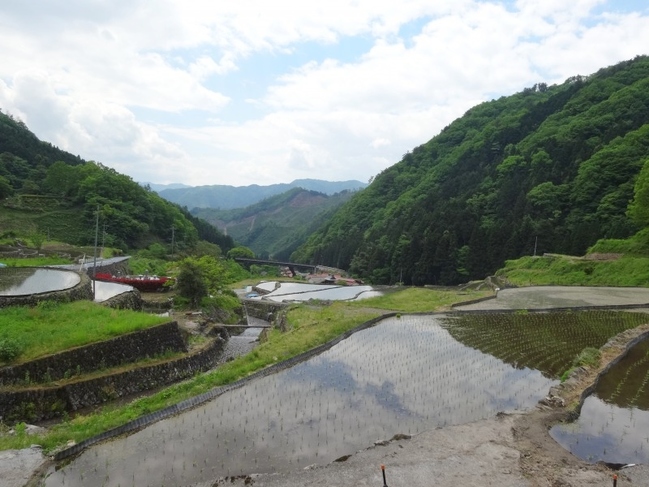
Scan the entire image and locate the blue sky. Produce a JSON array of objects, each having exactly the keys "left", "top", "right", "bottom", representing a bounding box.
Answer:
[{"left": 1, "top": 0, "right": 648, "bottom": 186}]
